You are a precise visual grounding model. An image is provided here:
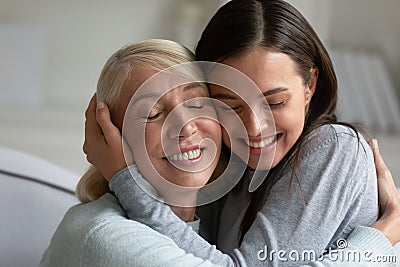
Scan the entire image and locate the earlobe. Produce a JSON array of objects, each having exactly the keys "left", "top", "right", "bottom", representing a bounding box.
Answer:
[
  {"left": 305, "top": 68, "right": 318, "bottom": 104},
  {"left": 305, "top": 87, "right": 313, "bottom": 103}
]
